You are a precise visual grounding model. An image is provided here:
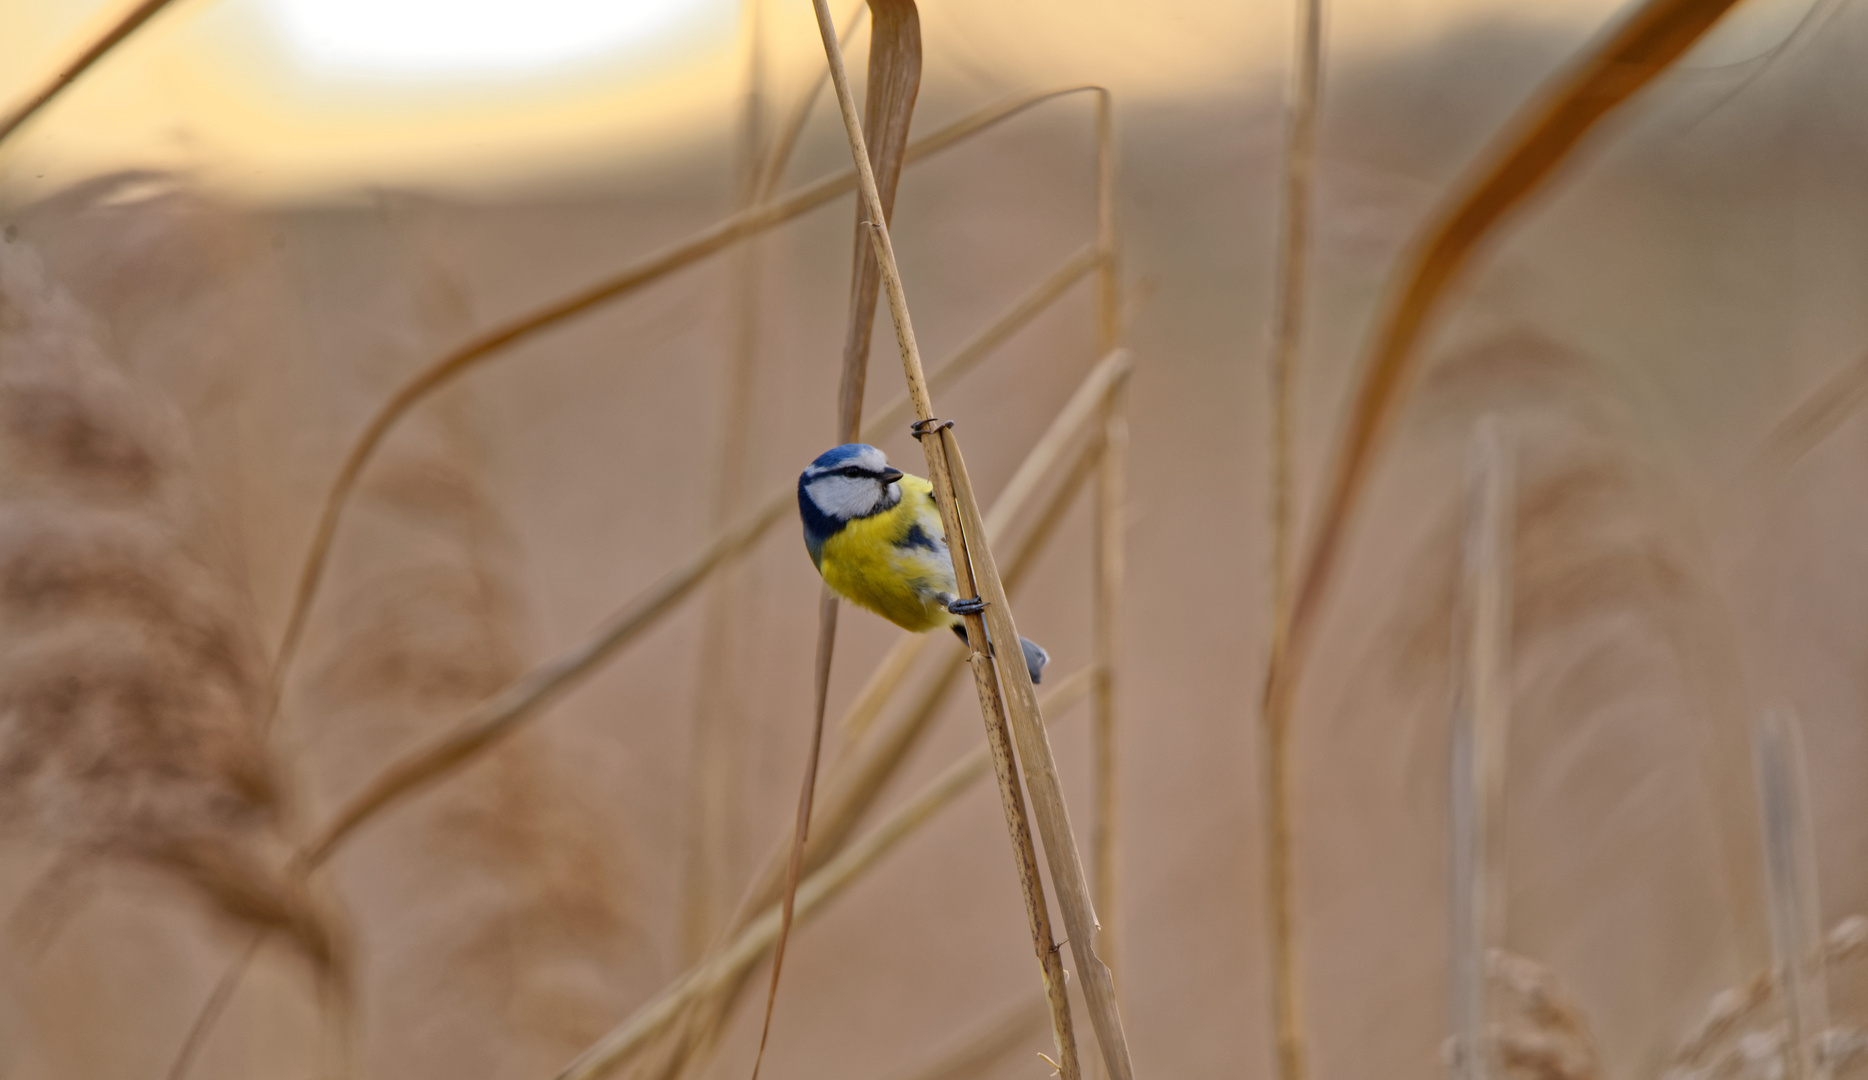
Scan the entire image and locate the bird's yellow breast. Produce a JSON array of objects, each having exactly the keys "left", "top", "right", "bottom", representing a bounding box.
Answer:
[{"left": 818, "top": 476, "right": 957, "bottom": 633}]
